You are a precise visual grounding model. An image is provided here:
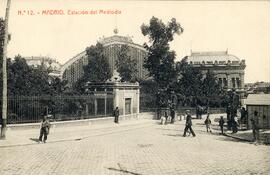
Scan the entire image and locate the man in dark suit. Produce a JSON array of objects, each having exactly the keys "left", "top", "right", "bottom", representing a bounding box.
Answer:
[
  {"left": 183, "top": 110, "right": 196, "bottom": 137},
  {"left": 113, "top": 107, "right": 119, "bottom": 124}
]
